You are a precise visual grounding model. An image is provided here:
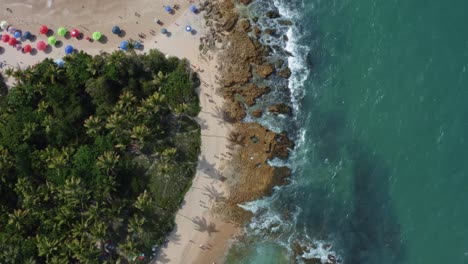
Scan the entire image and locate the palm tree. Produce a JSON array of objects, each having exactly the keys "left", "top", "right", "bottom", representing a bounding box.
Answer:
[
  {"left": 36, "top": 235, "right": 59, "bottom": 261},
  {"left": 105, "top": 113, "right": 126, "bottom": 136},
  {"left": 7, "top": 208, "right": 29, "bottom": 232},
  {"left": 96, "top": 151, "right": 120, "bottom": 174},
  {"left": 130, "top": 125, "right": 150, "bottom": 147},
  {"left": 83, "top": 115, "right": 102, "bottom": 136},
  {"left": 118, "top": 91, "right": 137, "bottom": 110},
  {"left": 134, "top": 189, "right": 152, "bottom": 212}
]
